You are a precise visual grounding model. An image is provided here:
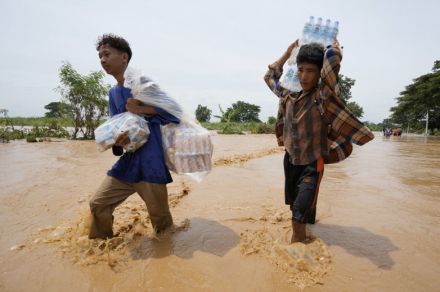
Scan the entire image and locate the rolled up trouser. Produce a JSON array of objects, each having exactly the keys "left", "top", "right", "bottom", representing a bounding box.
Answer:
[{"left": 89, "top": 175, "right": 173, "bottom": 239}]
